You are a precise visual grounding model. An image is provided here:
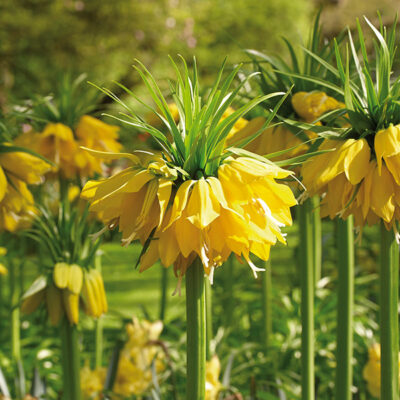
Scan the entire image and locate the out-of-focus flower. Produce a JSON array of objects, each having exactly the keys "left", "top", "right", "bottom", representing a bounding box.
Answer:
[
  {"left": 74, "top": 115, "right": 122, "bottom": 177},
  {"left": 291, "top": 91, "right": 345, "bottom": 123},
  {"left": 81, "top": 317, "right": 164, "bottom": 398},
  {"left": 0, "top": 145, "right": 51, "bottom": 232},
  {"left": 113, "top": 318, "right": 164, "bottom": 396},
  {"left": 80, "top": 363, "right": 106, "bottom": 400},
  {"left": 206, "top": 355, "right": 222, "bottom": 400},
  {"left": 0, "top": 247, "right": 7, "bottom": 275},
  {"left": 363, "top": 343, "right": 400, "bottom": 398},
  {"left": 21, "top": 263, "right": 107, "bottom": 325},
  {"left": 81, "top": 152, "right": 176, "bottom": 247}
]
